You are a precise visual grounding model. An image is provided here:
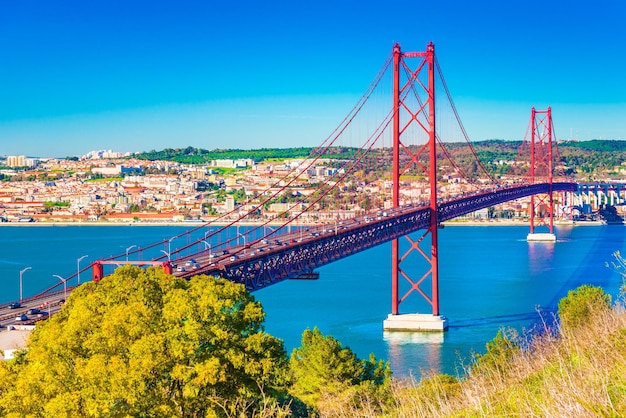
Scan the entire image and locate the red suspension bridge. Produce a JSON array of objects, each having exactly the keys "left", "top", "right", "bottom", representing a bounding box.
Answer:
[{"left": 19, "top": 42, "right": 577, "bottom": 331}]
